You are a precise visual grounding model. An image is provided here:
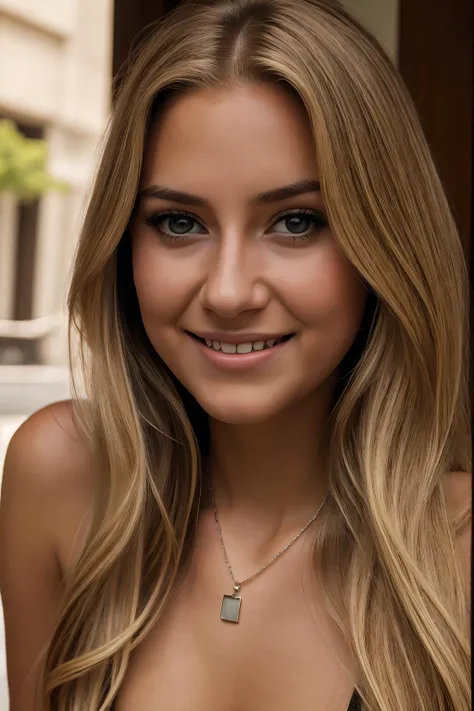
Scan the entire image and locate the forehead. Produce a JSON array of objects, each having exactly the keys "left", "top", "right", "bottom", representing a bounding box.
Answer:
[{"left": 140, "top": 83, "right": 320, "bottom": 194}]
